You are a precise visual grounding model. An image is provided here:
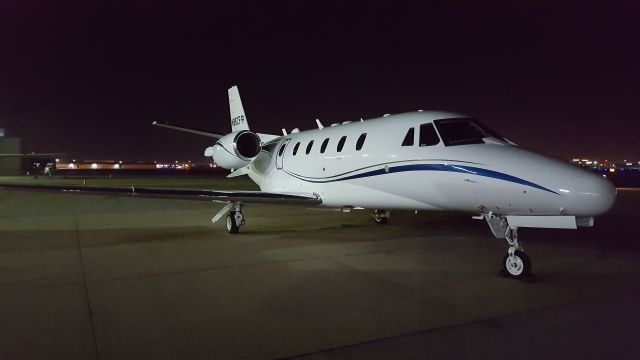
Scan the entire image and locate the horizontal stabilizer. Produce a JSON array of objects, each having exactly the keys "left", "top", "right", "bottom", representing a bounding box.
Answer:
[{"left": 152, "top": 121, "right": 224, "bottom": 138}]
